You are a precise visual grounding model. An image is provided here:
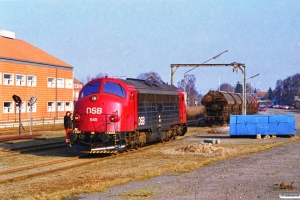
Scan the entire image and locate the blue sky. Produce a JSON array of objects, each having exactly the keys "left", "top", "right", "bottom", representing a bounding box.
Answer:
[{"left": 1, "top": 0, "right": 299, "bottom": 94}]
